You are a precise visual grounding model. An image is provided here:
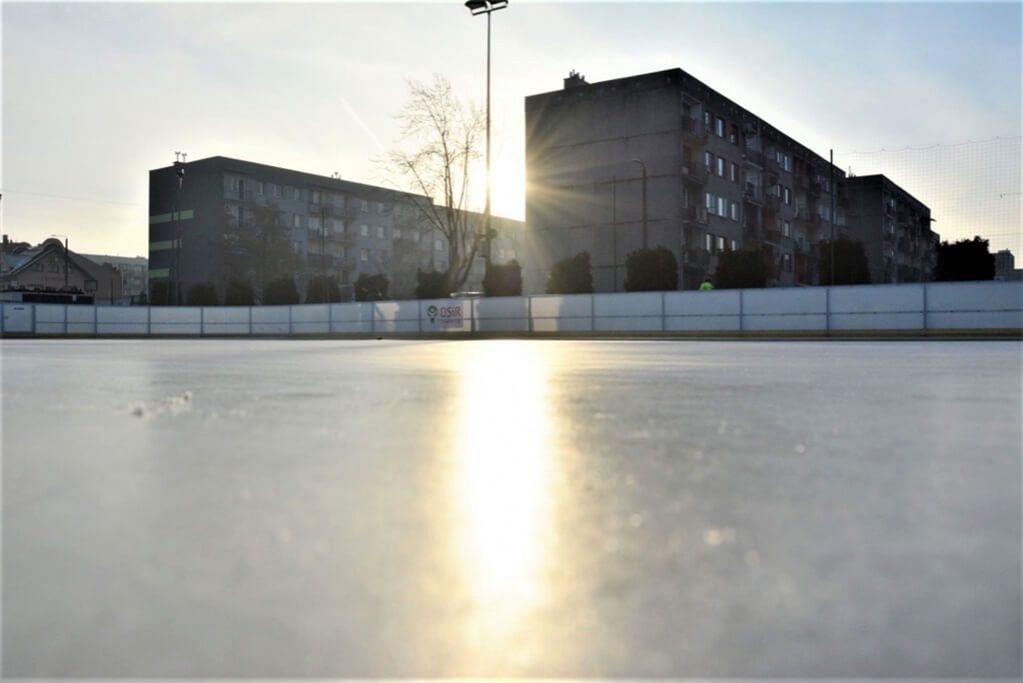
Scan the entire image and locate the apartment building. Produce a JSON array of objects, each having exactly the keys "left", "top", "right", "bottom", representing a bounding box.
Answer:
[
  {"left": 844, "top": 174, "right": 937, "bottom": 283},
  {"left": 525, "top": 68, "right": 854, "bottom": 291},
  {"left": 81, "top": 254, "right": 148, "bottom": 302},
  {"left": 149, "top": 156, "right": 522, "bottom": 301}
]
